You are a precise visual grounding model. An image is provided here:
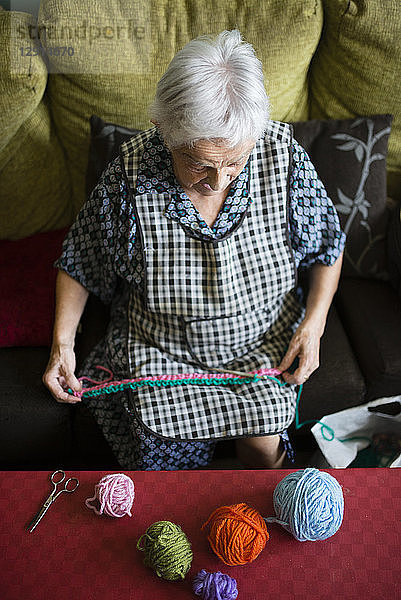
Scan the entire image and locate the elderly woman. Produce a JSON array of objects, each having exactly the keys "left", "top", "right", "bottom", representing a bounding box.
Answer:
[{"left": 43, "top": 30, "right": 345, "bottom": 470}]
